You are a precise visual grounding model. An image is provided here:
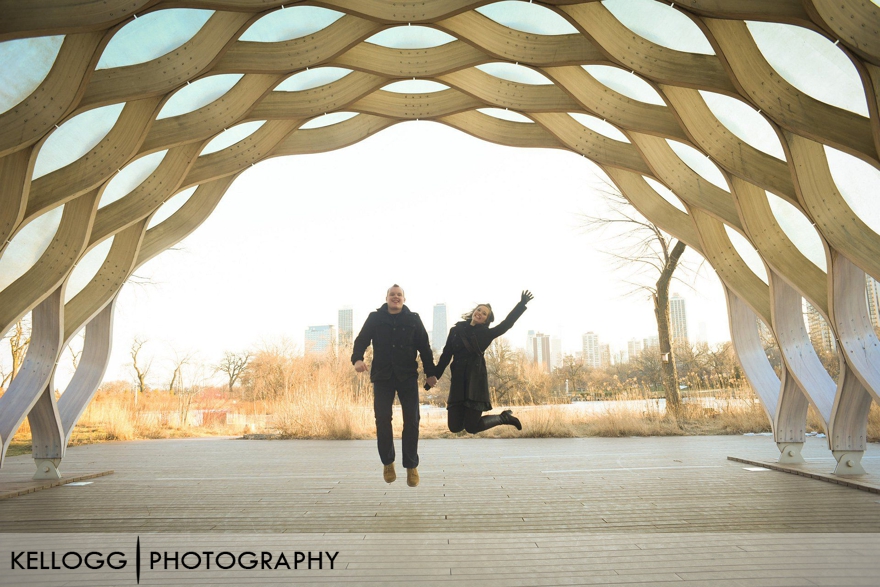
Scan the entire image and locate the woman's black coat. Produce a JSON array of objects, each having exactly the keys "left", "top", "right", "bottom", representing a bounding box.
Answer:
[{"left": 435, "top": 301, "right": 528, "bottom": 411}]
